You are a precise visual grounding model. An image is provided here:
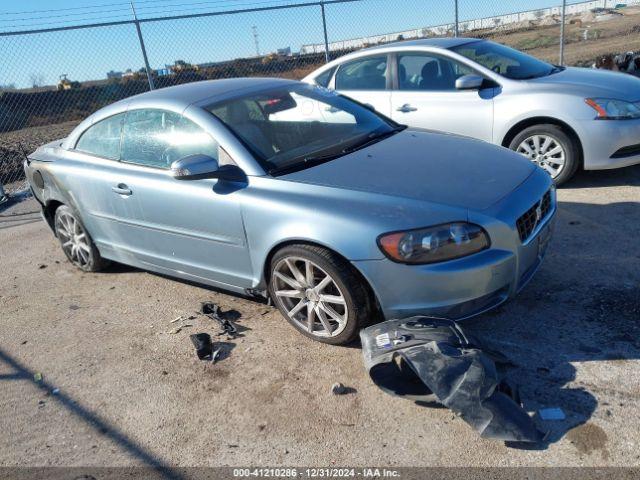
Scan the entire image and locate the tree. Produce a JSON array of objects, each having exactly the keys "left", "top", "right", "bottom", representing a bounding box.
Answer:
[{"left": 29, "top": 73, "right": 46, "bottom": 88}]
